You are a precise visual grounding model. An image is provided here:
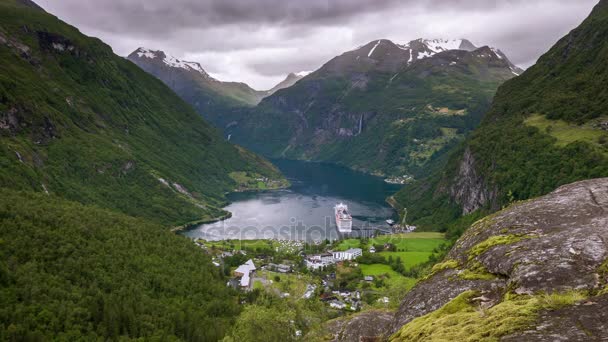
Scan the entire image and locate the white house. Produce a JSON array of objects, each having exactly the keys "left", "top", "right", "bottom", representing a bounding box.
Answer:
[
  {"left": 234, "top": 259, "right": 256, "bottom": 289},
  {"left": 306, "top": 253, "right": 336, "bottom": 270},
  {"left": 332, "top": 248, "right": 363, "bottom": 261},
  {"left": 369, "top": 246, "right": 376, "bottom": 253}
]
